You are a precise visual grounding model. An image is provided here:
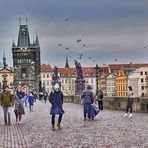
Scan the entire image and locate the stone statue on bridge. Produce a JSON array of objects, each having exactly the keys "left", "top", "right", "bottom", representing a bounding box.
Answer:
[
  {"left": 74, "top": 60, "right": 83, "bottom": 79},
  {"left": 74, "top": 60, "right": 85, "bottom": 95},
  {"left": 52, "top": 66, "right": 61, "bottom": 87}
]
